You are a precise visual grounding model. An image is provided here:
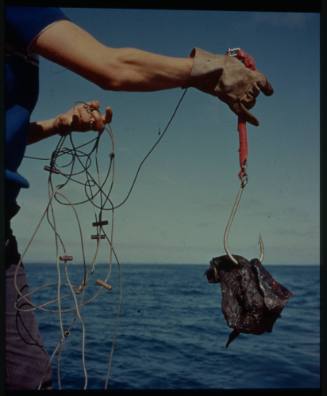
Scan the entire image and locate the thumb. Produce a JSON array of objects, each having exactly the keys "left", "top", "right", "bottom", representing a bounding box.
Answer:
[
  {"left": 255, "top": 72, "right": 274, "bottom": 96},
  {"left": 229, "top": 102, "right": 259, "bottom": 127},
  {"left": 104, "top": 107, "right": 113, "bottom": 124},
  {"left": 87, "top": 100, "right": 101, "bottom": 111}
]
